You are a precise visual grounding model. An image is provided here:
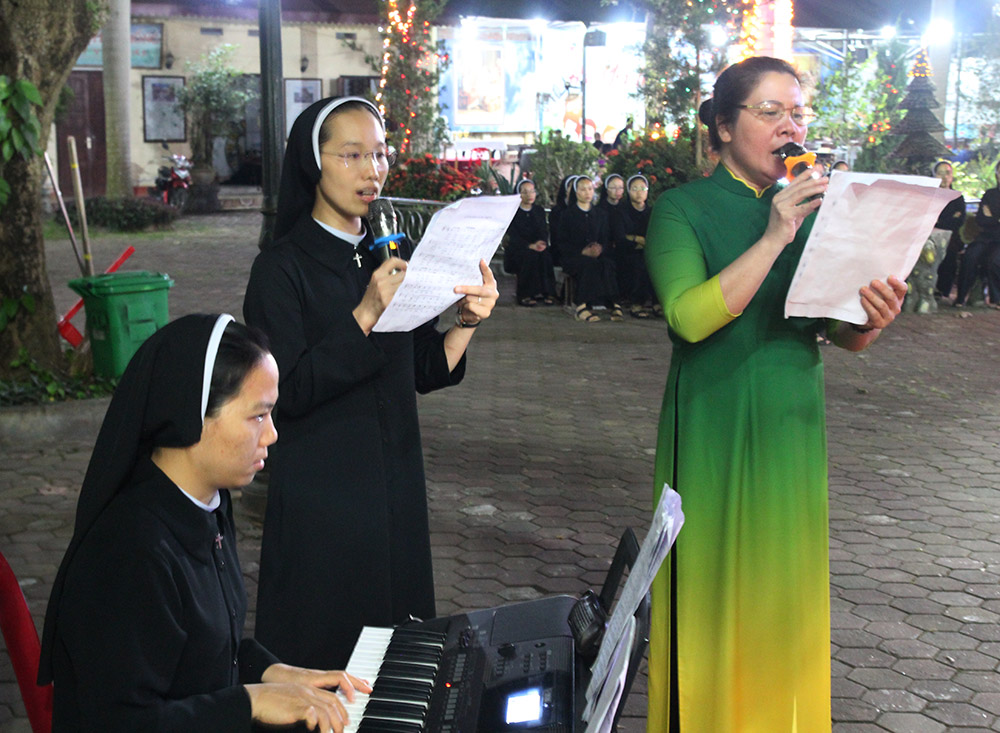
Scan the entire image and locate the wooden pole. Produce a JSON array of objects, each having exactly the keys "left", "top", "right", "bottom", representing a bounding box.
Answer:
[
  {"left": 43, "top": 152, "right": 86, "bottom": 276},
  {"left": 67, "top": 136, "right": 94, "bottom": 276}
]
